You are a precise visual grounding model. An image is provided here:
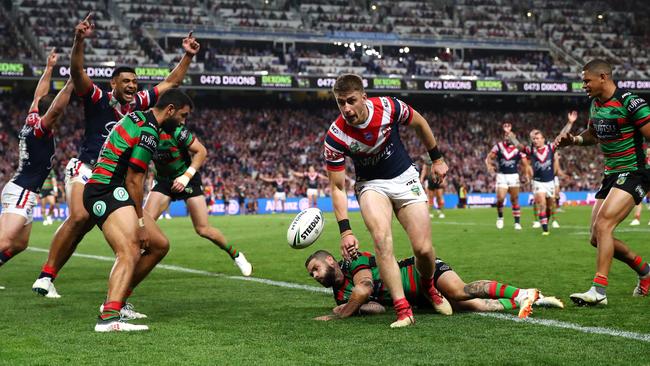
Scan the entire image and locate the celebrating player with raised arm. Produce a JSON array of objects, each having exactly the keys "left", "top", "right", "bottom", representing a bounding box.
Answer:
[
  {"left": 143, "top": 124, "right": 252, "bottom": 276},
  {"left": 0, "top": 49, "right": 73, "bottom": 289},
  {"left": 556, "top": 59, "right": 650, "bottom": 305},
  {"left": 306, "top": 250, "right": 557, "bottom": 321},
  {"left": 33, "top": 14, "right": 200, "bottom": 299},
  {"left": 323, "top": 74, "right": 452, "bottom": 328},
  {"left": 485, "top": 122, "right": 529, "bottom": 230}
]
